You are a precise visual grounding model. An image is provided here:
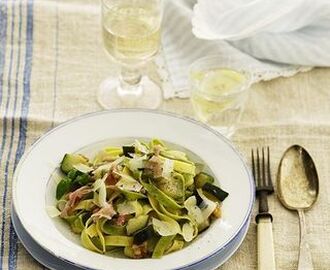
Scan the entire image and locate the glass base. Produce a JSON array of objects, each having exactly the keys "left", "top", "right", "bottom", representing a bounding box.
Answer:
[{"left": 97, "top": 76, "right": 162, "bottom": 109}]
